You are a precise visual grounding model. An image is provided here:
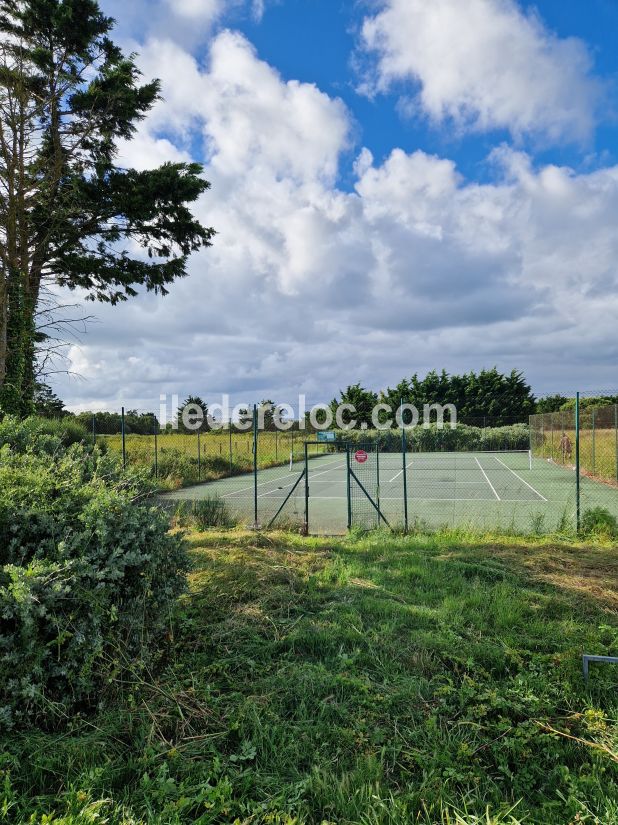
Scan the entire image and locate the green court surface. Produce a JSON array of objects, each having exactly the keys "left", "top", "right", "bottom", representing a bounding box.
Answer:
[{"left": 159, "top": 450, "right": 618, "bottom": 534}]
